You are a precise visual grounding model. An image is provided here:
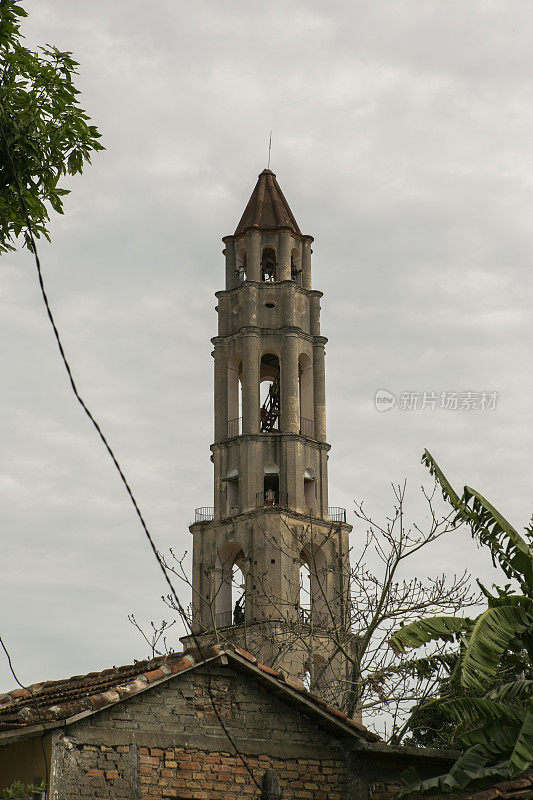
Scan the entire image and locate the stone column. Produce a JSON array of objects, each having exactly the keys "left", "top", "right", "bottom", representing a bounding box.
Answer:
[
  {"left": 302, "top": 236, "right": 313, "bottom": 290},
  {"left": 282, "top": 332, "right": 299, "bottom": 434},
  {"left": 313, "top": 339, "right": 327, "bottom": 441},
  {"left": 277, "top": 230, "right": 291, "bottom": 281},
  {"left": 223, "top": 236, "right": 236, "bottom": 290},
  {"left": 242, "top": 331, "right": 260, "bottom": 434},
  {"left": 283, "top": 283, "right": 296, "bottom": 328},
  {"left": 309, "top": 293, "right": 321, "bottom": 336},
  {"left": 246, "top": 230, "right": 261, "bottom": 282},
  {"left": 213, "top": 446, "right": 223, "bottom": 520},
  {"left": 213, "top": 344, "right": 228, "bottom": 443}
]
